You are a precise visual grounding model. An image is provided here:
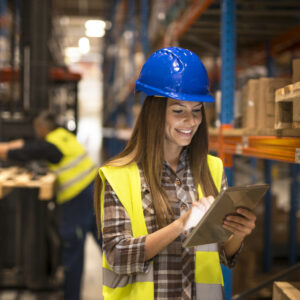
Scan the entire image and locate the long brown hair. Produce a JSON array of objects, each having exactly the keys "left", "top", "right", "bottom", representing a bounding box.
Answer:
[{"left": 94, "top": 96, "right": 218, "bottom": 232}]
